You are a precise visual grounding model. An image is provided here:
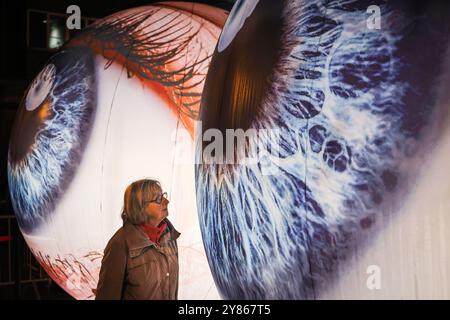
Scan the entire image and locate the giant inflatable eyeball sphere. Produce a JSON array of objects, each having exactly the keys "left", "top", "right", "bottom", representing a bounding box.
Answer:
[
  {"left": 8, "top": 2, "right": 228, "bottom": 299},
  {"left": 197, "top": 0, "right": 450, "bottom": 299}
]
